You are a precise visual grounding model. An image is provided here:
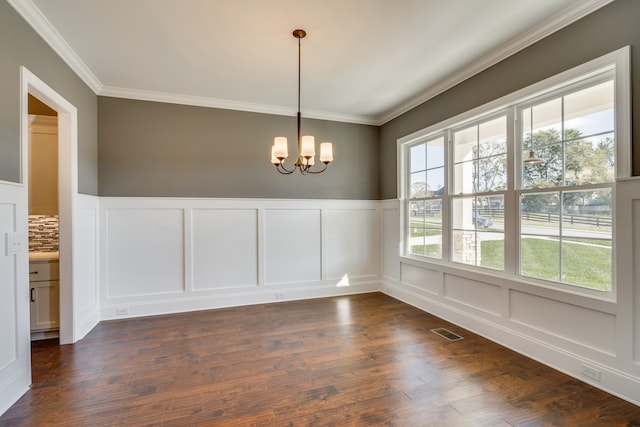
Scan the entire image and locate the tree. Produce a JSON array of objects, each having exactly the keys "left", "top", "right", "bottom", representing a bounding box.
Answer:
[
  {"left": 410, "top": 181, "right": 427, "bottom": 198},
  {"left": 522, "top": 128, "right": 564, "bottom": 188},
  {"left": 521, "top": 128, "right": 614, "bottom": 214},
  {"left": 473, "top": 139, "right": 507, "bottom": 192}
]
